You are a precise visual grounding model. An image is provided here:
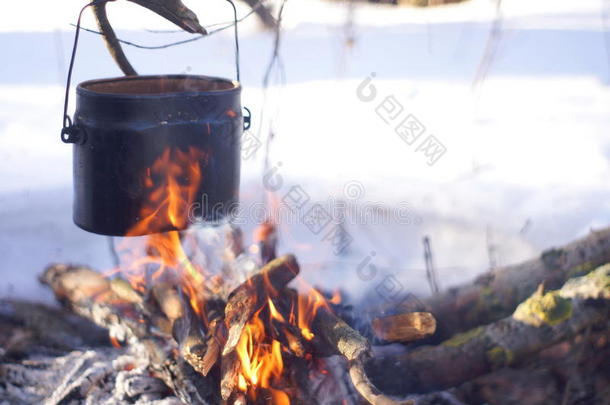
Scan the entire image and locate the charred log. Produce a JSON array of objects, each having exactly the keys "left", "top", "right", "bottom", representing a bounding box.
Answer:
[{"left": 223, "top": 254, "right": 300, "bottom": 355}]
